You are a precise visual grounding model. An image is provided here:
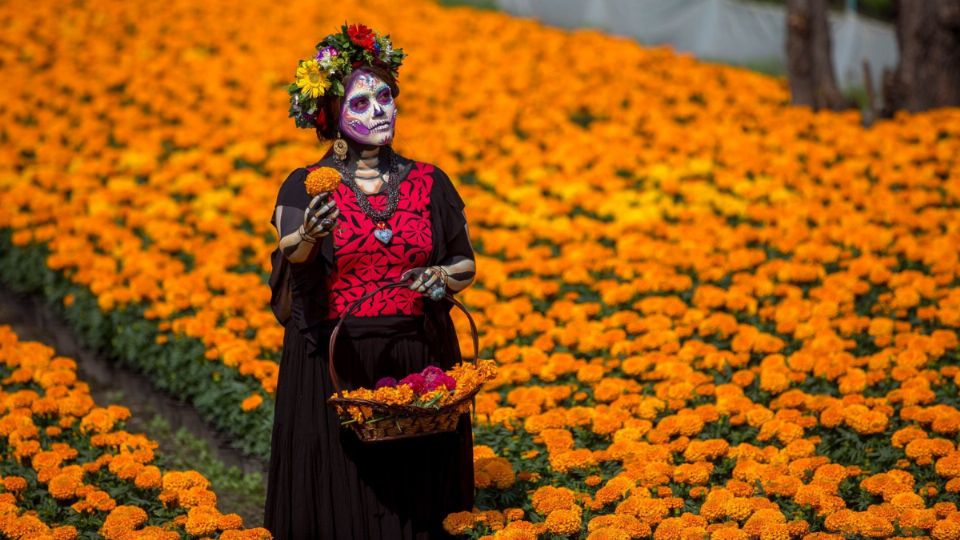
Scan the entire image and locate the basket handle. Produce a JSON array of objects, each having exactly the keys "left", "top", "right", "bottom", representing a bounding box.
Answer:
[{"left": 327, "top": 280, "right": 480, "bottom": 403}]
